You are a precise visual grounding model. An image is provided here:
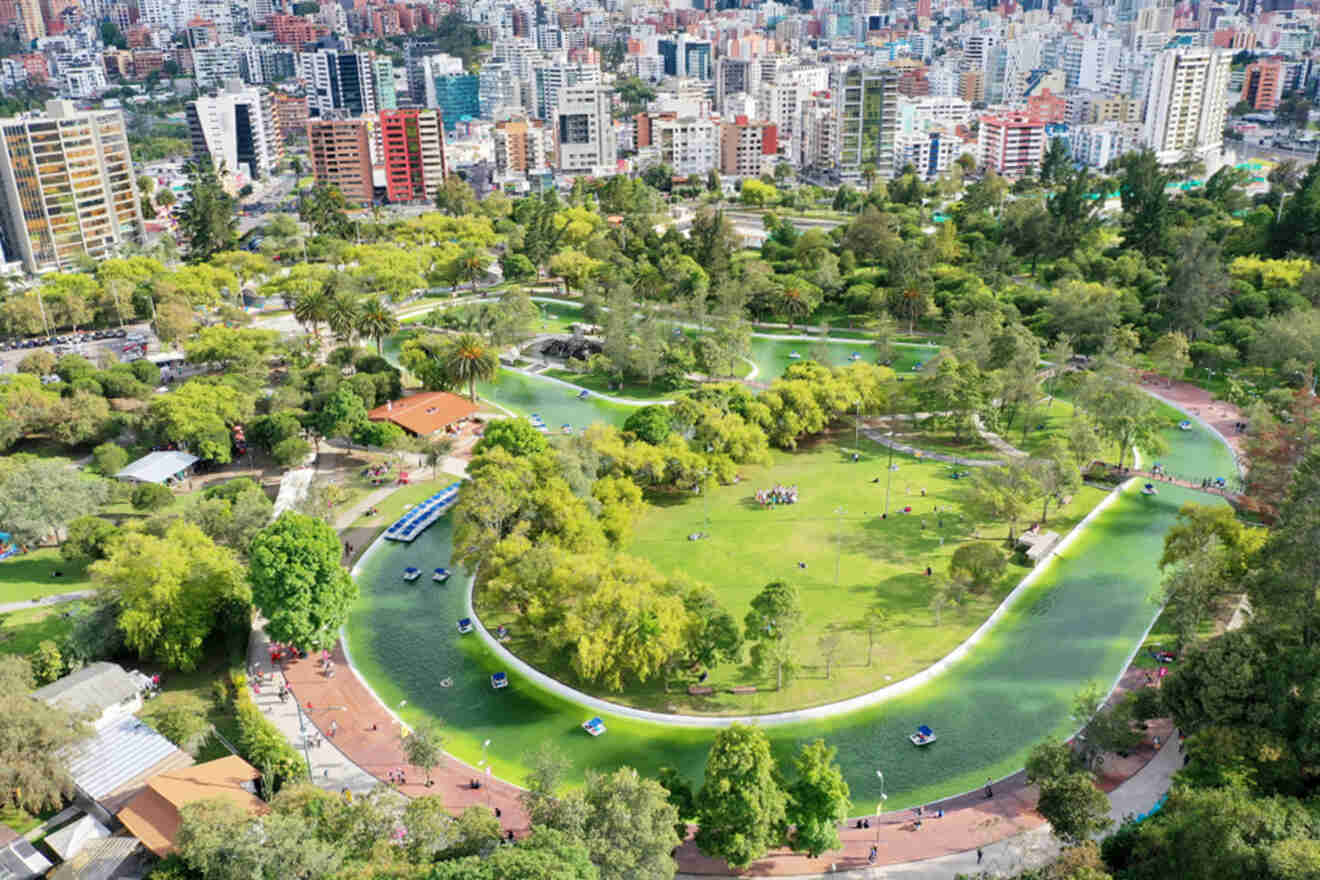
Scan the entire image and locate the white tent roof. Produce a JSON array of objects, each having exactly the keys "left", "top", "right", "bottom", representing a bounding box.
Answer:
[
  {"left": 44, "top": 815, "right": 111, "bottom": 862},
  {"left": 115, "top": 451, "right": 199, "bottom": 484}
]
